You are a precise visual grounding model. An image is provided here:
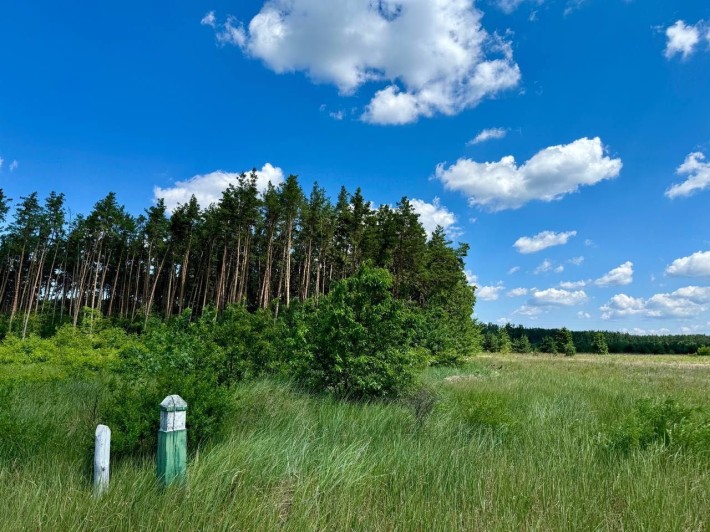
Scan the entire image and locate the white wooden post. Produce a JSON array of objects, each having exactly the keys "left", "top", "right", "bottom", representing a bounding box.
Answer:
[{"left": 94, "top": 424, "right": 111, "bottom": 495}]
